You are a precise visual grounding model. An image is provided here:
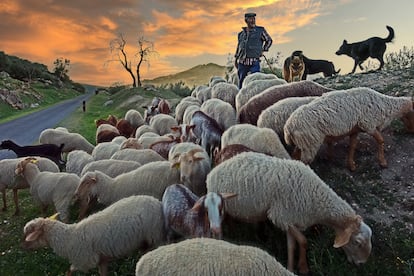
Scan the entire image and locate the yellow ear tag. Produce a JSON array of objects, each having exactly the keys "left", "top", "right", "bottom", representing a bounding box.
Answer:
[
  {"left": 30, "top": 159, "right": 38, "bottom": 164},
  {"left": 48, "top": 213, "right": 60, "bottom": 220}
]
